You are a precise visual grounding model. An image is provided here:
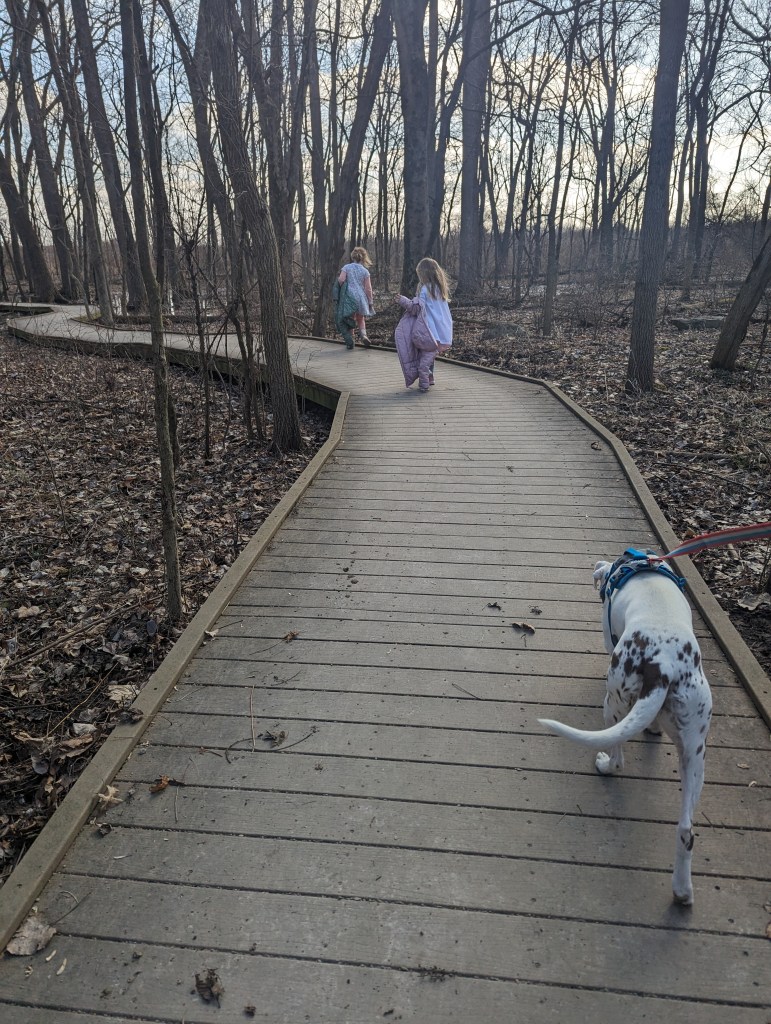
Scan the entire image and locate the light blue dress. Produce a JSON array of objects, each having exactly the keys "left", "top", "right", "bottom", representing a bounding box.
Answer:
[
  {"left": 341, "top": 262, "right": 374, "bottom": 316},
  {"left": 419, "top": 285, "right": 452, "bottom": 346}
]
